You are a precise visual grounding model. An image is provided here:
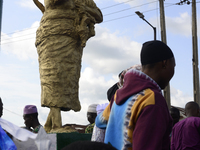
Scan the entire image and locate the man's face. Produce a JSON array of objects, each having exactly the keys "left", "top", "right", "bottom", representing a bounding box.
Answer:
[
  {"left": 23, "top": 115, "right": 32, "bottom": 128},
  {"left": 167, "top": 57, "right": 176, "bottom": 81},
  {"left": 160, "top": 57, "right": 176, "bottom": 89},
  {"left": 0, "top": 99, "right": 3, "bottom": 118},
  {"left": 87, "top": 112, "right": 97, "bottom": 124}
]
